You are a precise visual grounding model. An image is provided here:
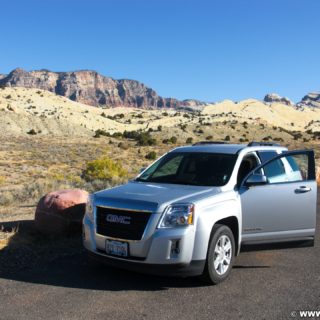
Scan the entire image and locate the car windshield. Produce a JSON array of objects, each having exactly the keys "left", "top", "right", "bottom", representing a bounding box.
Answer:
[{"left": 136, "top": 152, "right": 237, "bottom": 186}]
